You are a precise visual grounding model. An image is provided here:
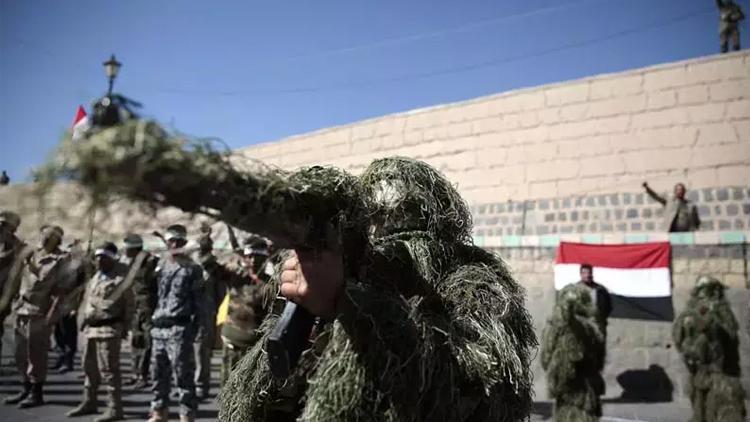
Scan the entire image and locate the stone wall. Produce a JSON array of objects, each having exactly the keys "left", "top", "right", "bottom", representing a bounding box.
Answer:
[
  {"left": 239, "top": 51, "right": 750, "bottom": 208},
  {"left": 496, "top": 241, "right": 750, "bottom": 401}
]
